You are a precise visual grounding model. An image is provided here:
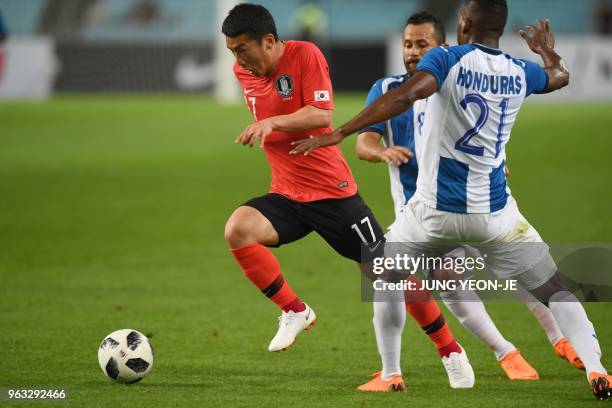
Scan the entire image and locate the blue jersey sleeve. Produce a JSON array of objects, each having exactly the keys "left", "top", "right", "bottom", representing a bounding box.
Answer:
[
  {"left": 520, "top": 59, "right": 549, "bottom": 96},
  {"left": 359, "top": 80, "right": 386, "bottom": 134},
  {"left": 416, "top": 45, "right": 474, "bottom": 90},
  {"left": 415, "top": 47, "right": 450, "bottom": 89}
]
